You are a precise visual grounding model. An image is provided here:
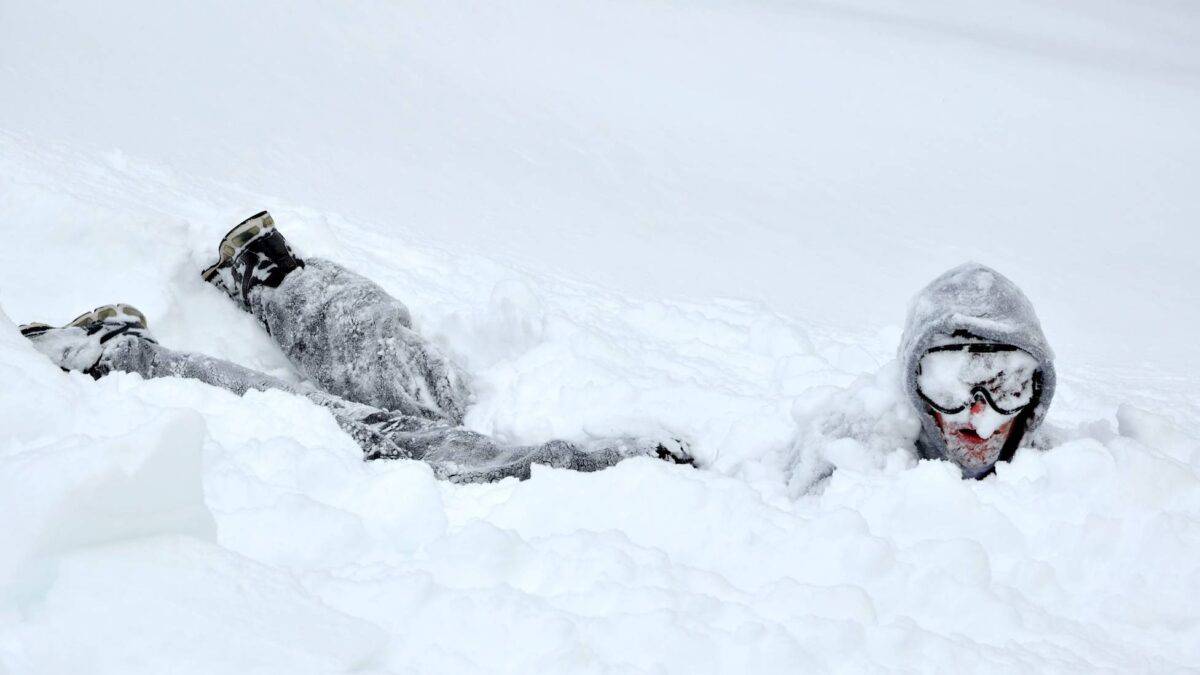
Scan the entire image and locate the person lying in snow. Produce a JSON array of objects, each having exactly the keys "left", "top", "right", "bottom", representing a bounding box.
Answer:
[
  {"left": 899, "top": 263, "right": 1056, "bottom": 479},
  {"left": 19, "top": 211, "right": 693, "bottom": 483}
]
